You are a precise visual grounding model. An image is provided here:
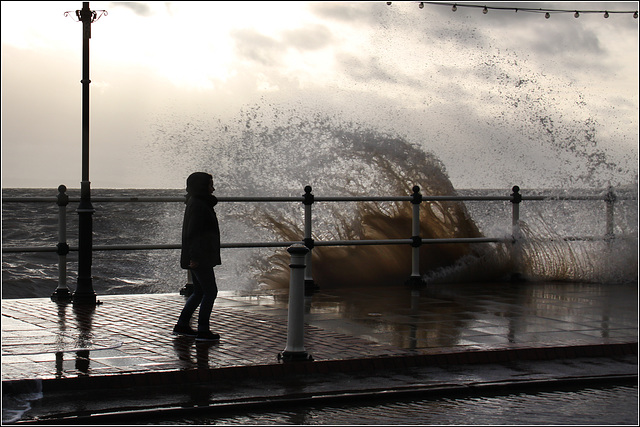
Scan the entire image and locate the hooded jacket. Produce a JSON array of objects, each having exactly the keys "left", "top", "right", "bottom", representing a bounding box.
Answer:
[{"left": 180, "top": 172, "right": 221, "bottom": 269}]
